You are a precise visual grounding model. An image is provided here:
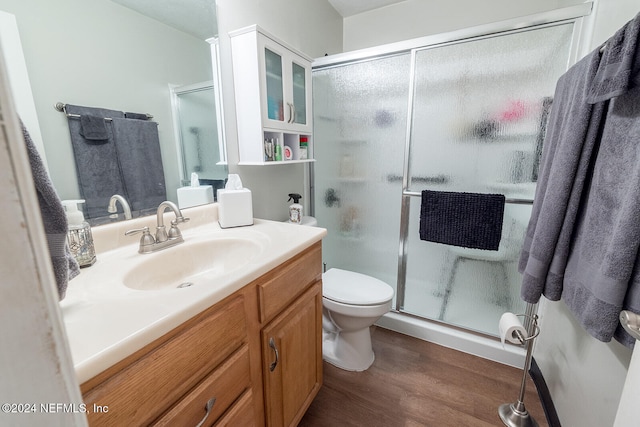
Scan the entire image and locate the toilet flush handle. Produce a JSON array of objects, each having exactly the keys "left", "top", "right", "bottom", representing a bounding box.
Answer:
[{"left": 268, "top": 337, "right": 279, "bottom": 372}]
